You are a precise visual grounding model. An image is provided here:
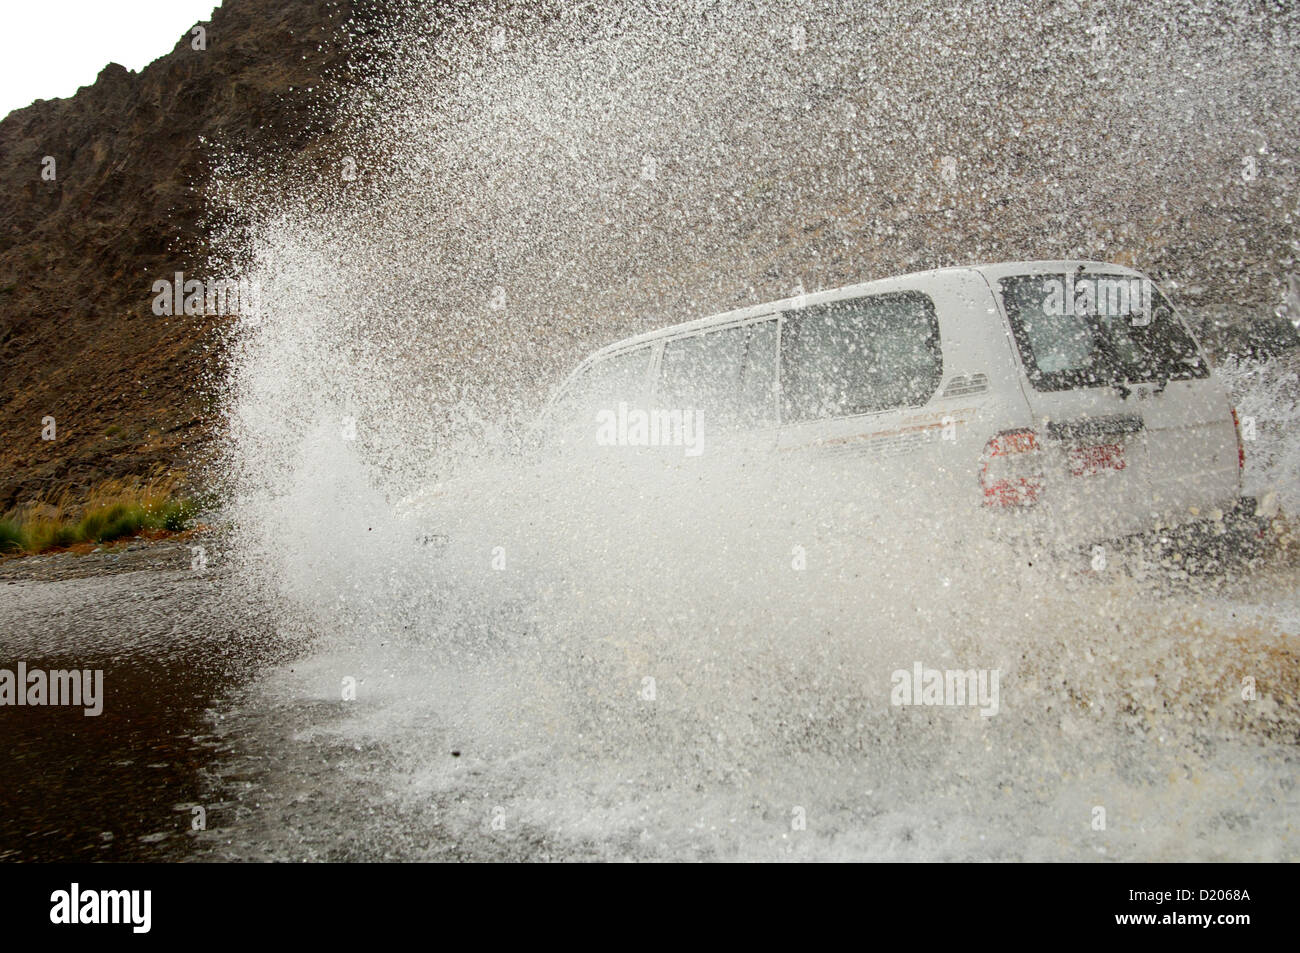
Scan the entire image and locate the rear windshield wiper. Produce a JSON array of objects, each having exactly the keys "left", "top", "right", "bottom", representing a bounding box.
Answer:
[{"left": 1085, "top": 314, "right": 1132, "bottom": 399}]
